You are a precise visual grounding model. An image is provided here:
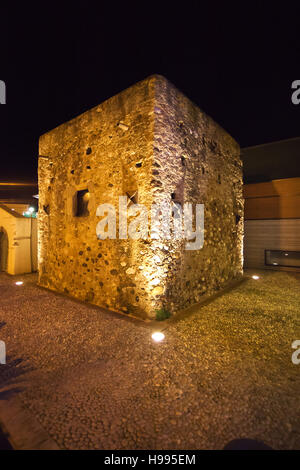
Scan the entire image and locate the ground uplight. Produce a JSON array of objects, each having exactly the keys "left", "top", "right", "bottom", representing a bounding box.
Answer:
[{"left": 151, "top": 332, "right": 165, "bottom": 342}]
